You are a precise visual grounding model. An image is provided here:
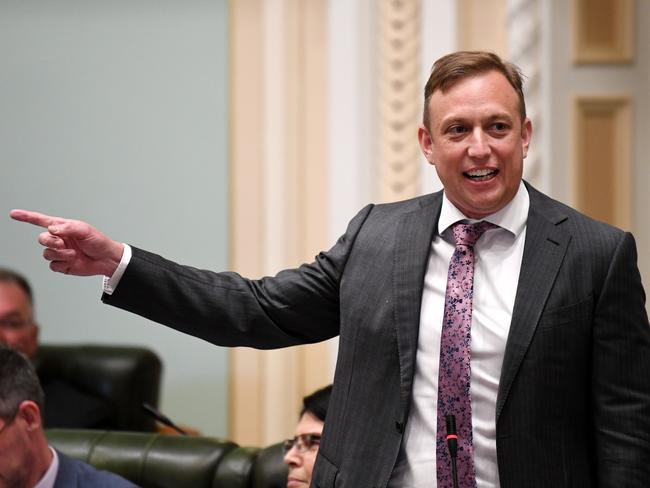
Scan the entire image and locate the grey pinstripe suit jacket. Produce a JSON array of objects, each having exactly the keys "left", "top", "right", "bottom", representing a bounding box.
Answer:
[{"left": 104, "top": 183, "right": 650, "bottom": 487}]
